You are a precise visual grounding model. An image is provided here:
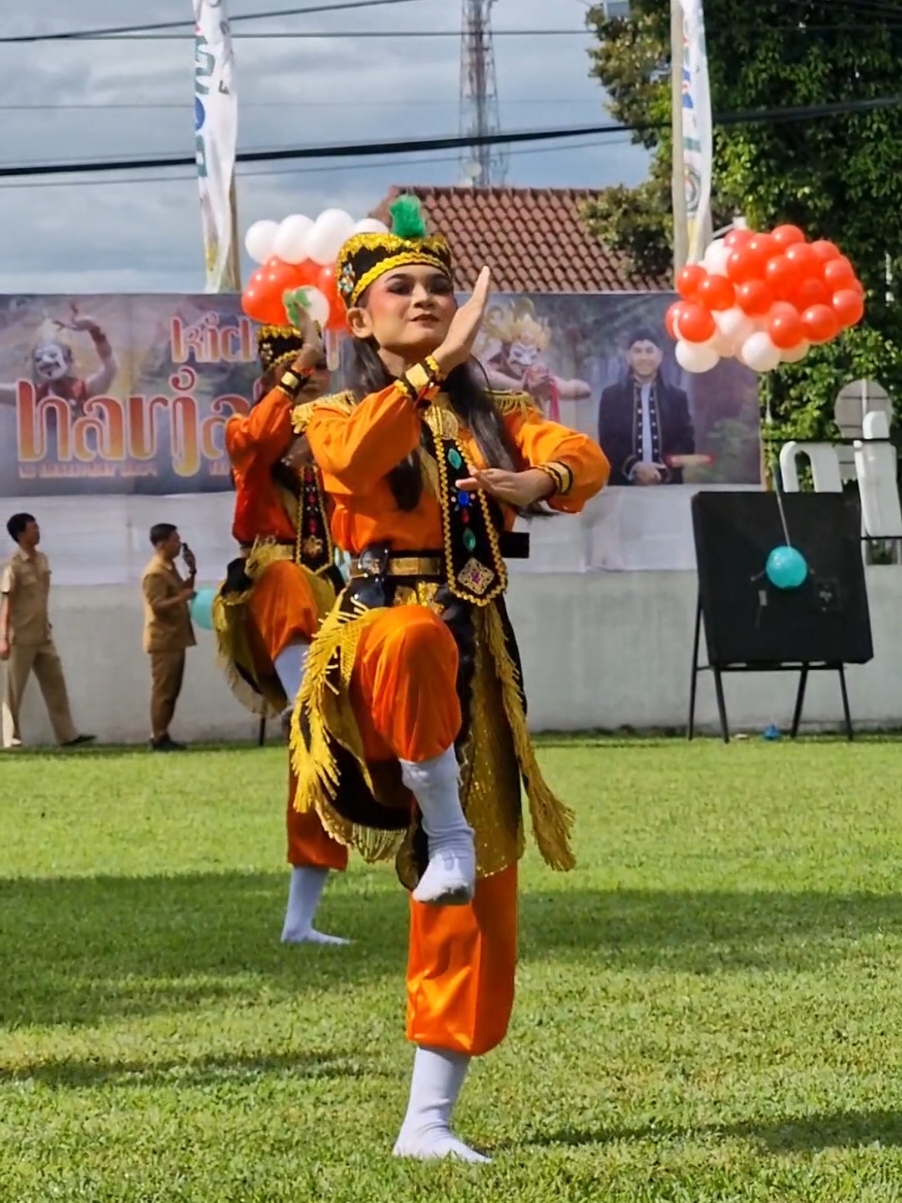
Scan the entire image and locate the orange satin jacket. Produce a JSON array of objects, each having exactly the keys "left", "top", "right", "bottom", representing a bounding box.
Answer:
[
  {"left": 225, "top": 386, "right": 298, "bottom": 545},
  {"left": 304, "top": 384, "right": 610, "bottom": 554}
]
